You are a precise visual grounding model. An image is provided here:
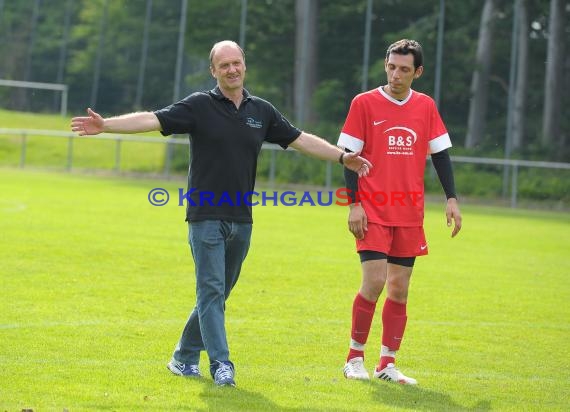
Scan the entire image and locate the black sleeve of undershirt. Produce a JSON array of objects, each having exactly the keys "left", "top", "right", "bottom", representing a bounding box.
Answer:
[
  {"left": 343, "top": 148, "right": 358, "bottom": 204},
  {"left": 431, "top": 149, "right": 457, "bottom": 199}
]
